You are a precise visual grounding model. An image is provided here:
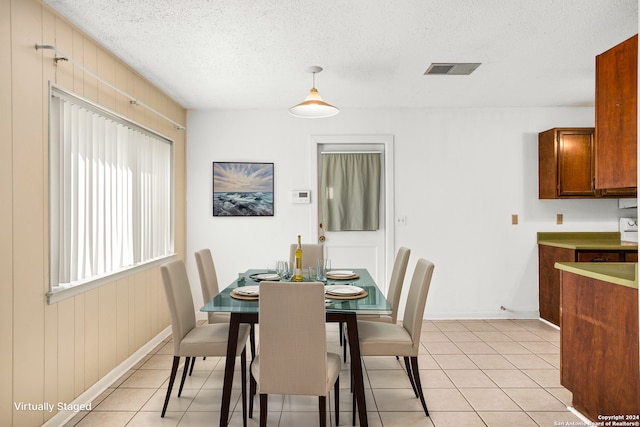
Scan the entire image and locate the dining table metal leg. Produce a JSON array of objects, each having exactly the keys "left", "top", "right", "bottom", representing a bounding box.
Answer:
[
  {"left": 344, "top": 313, "right": 368, "bottom": 427},
  {"left": 220, "top": 313, "right": 241, "bottom": 427}
]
